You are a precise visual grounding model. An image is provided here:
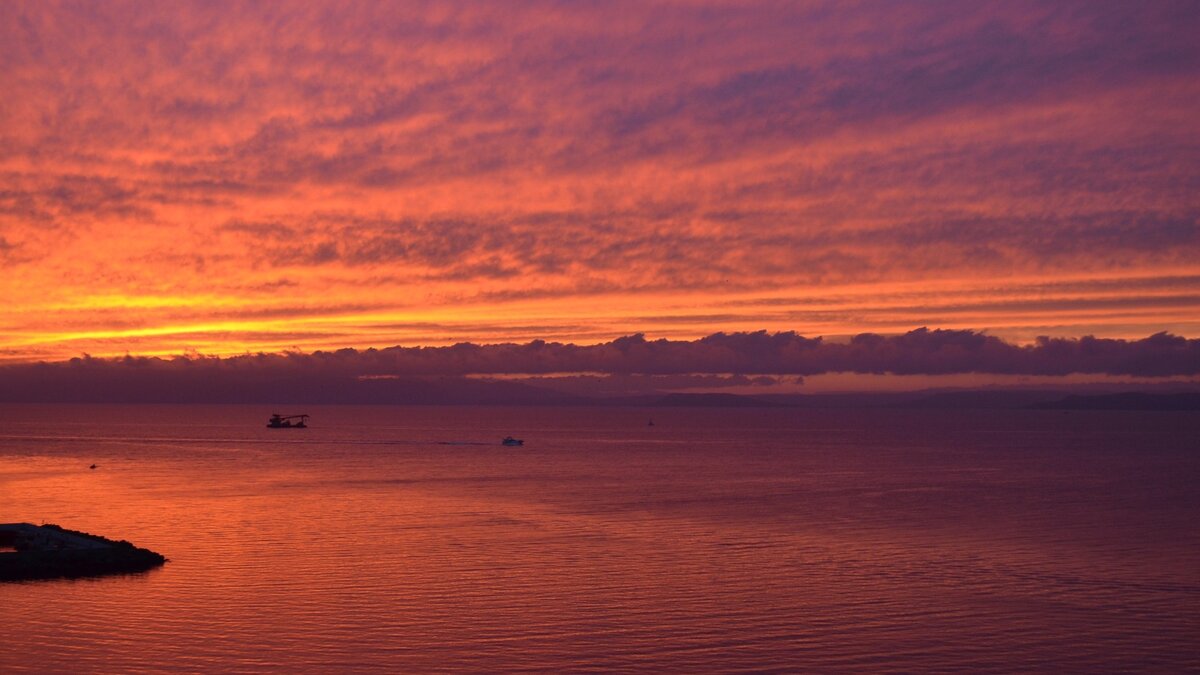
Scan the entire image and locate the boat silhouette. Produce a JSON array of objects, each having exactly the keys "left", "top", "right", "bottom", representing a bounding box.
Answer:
[{"left": 267, "top": 414, "right": 309, "bottom": 429}]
